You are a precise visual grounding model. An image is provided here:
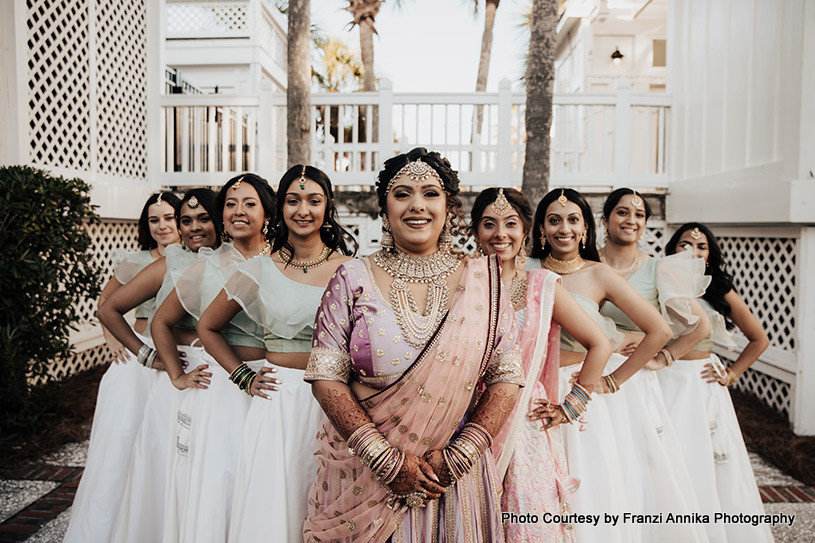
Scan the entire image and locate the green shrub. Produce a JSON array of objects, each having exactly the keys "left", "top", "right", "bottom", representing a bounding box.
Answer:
[{"left": 0, "top": 165, "right": 101, "bottom": 436}]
